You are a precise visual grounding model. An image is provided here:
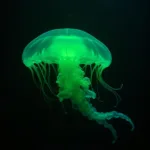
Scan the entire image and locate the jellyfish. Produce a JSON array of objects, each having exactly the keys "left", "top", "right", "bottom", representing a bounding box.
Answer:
[{"left": 22, "top": 28, "right": 134, "bottom": 143}]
